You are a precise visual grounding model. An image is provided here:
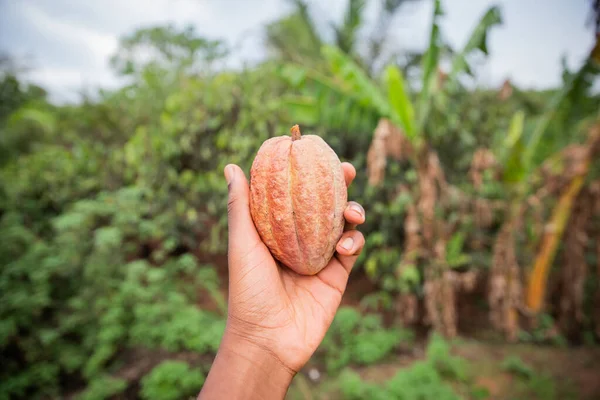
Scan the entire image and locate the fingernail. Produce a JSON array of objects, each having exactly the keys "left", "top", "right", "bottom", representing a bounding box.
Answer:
[
  {"left": 224, "top": 165, "right": 235, "bottom": 185},
  {"left": 341, "top": 237, "right": 354, "bottom": 251},
  {"left": 350, "top": 204, "right": 364, "bottom": 218}
]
